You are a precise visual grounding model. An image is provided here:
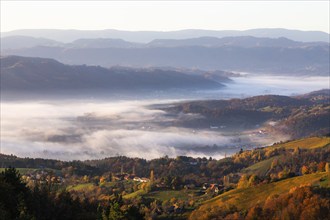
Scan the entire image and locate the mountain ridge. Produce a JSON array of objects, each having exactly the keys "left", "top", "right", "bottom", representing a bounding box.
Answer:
[
  {"left": 0, "top": 55, "right": 224, "bottom": 94},
  {"left": 2, "top": 28, "right": 329, "bottom": 43},
  {"left": 3, "top": 45, "right": 328, "bottom": 75},
  {"left": 2, "top": 35, "right": 328, "bottom": 50}
]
